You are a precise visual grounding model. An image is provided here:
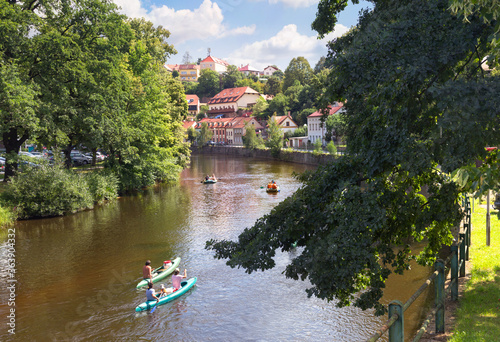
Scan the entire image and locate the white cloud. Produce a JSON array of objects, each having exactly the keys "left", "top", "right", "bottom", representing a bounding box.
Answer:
[
  {"left": 269, "top": 0, "right": 319, "bottom": 8},
  {"left": 227, "top": 24, "right": 349, "bottom": 70},
  {"left": 112, "top": 0, "right": 253, "bottom": 45},
  {"left": 113, "top": 0, "right": 149, "bottom": 19}
]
